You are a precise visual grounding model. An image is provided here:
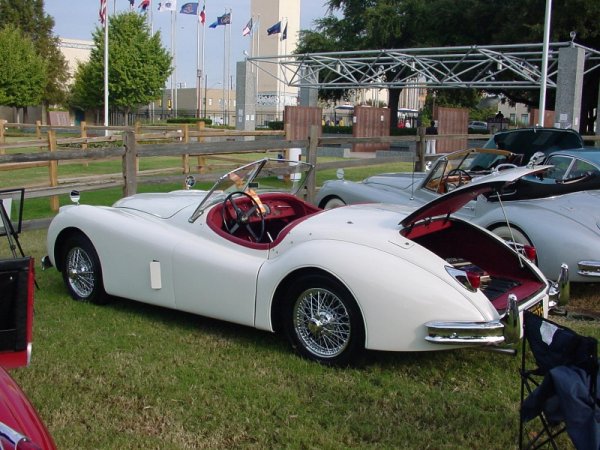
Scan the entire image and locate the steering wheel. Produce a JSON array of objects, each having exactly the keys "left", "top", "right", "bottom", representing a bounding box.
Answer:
[
  {"left": 221, "top": 191, "right": 265, "bottom": 242},
  {"left": 445, "top": 168, "right": 472, "bottom": 191}
]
